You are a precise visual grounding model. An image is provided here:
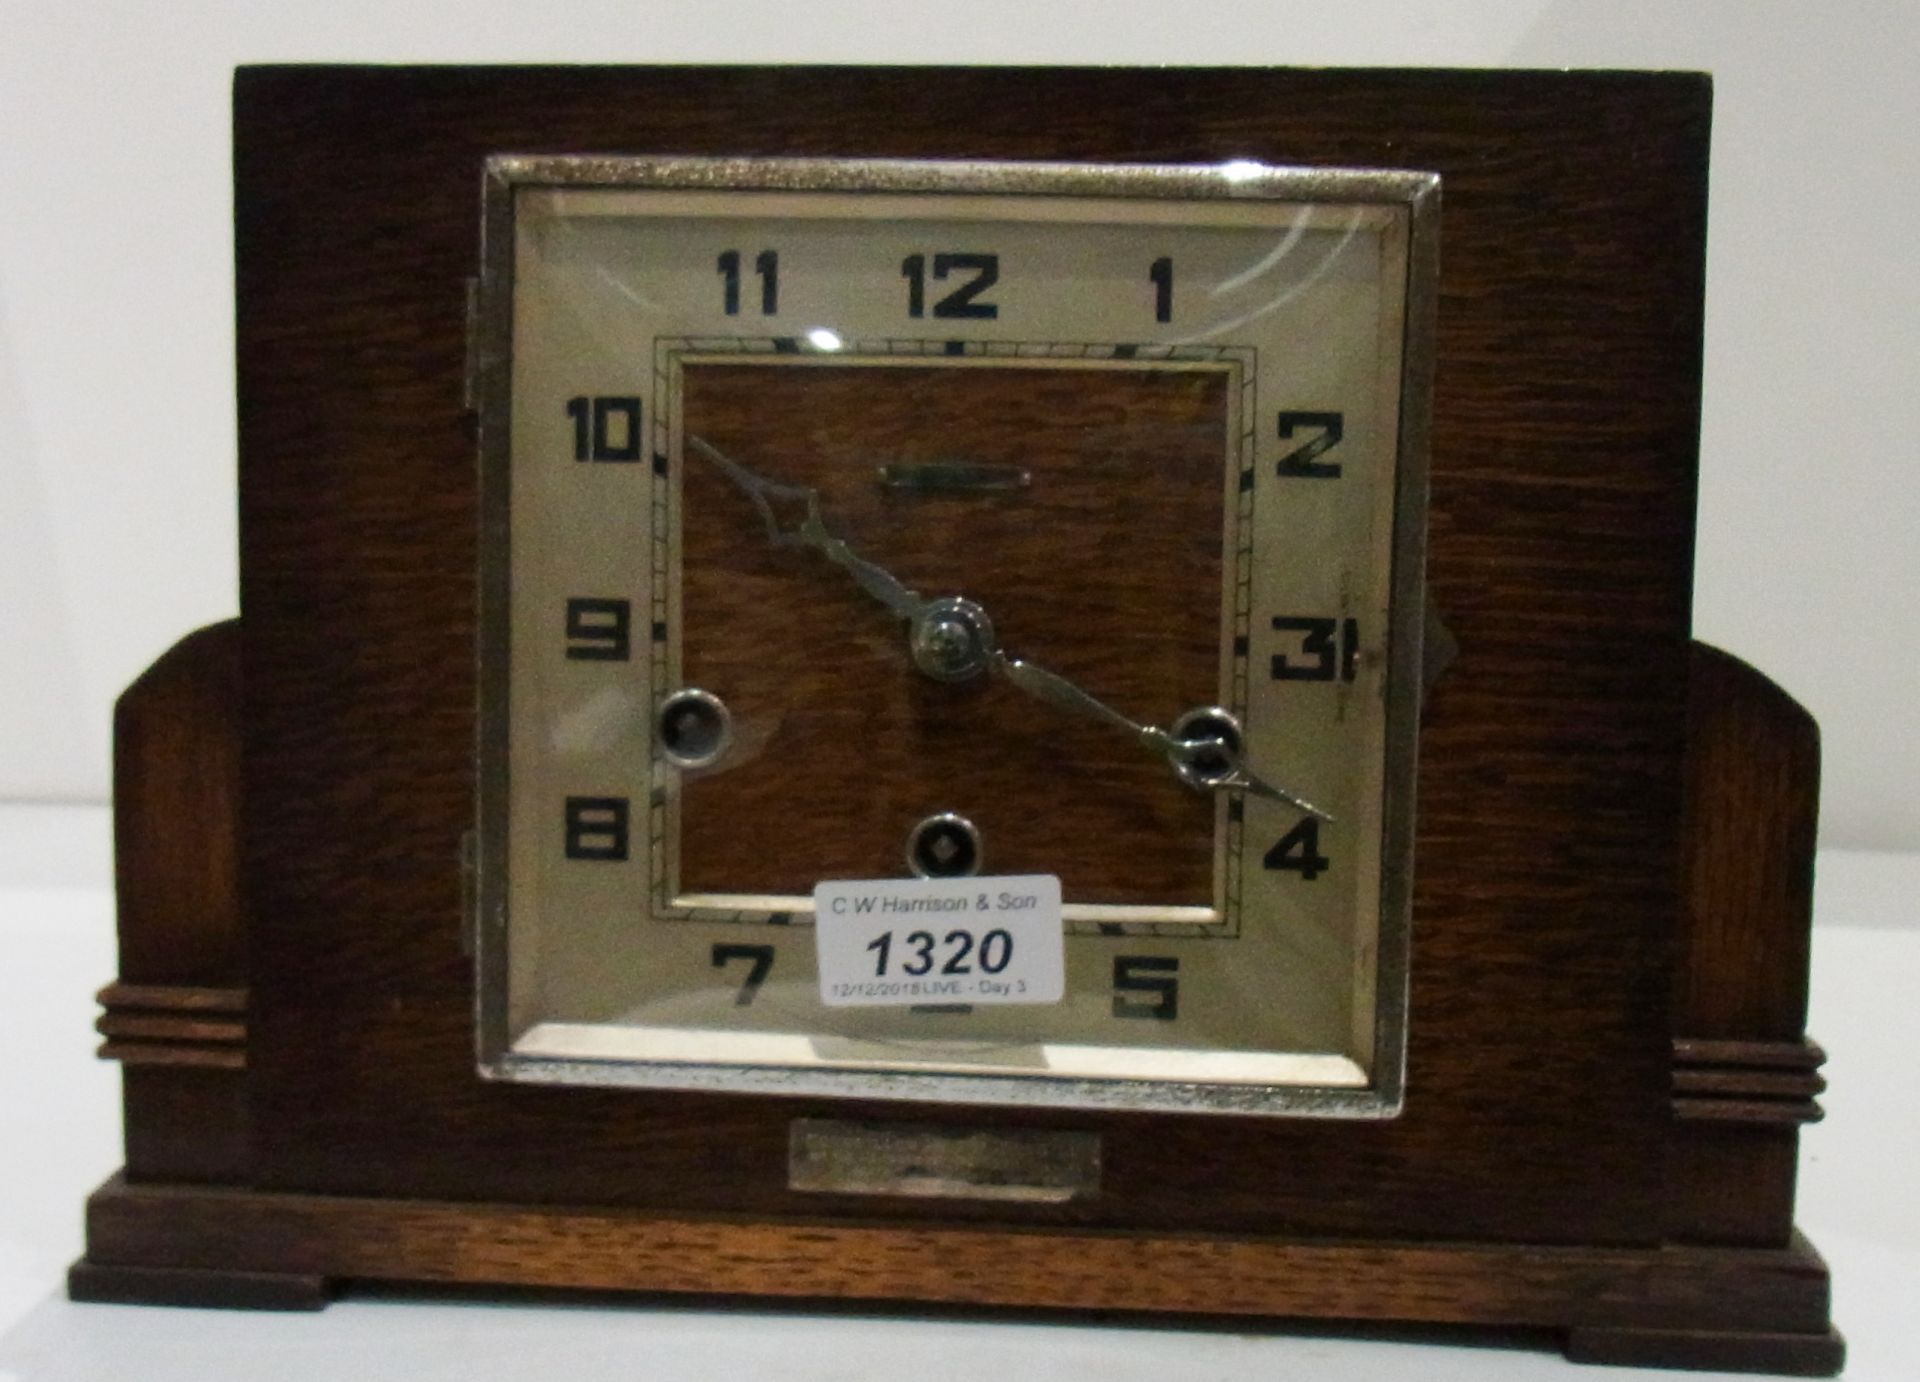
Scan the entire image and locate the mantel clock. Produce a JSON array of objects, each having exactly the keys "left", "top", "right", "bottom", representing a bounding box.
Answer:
[{"left": 74, "top": 66, "right": 1841, "bottom": 1376}]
